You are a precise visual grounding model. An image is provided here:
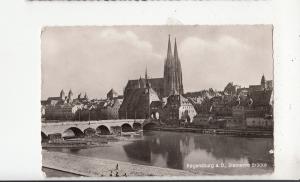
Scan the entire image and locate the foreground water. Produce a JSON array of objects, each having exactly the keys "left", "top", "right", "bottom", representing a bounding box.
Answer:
[{"left": 46, "top": 131, "right": 274, "bottom": 175}]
